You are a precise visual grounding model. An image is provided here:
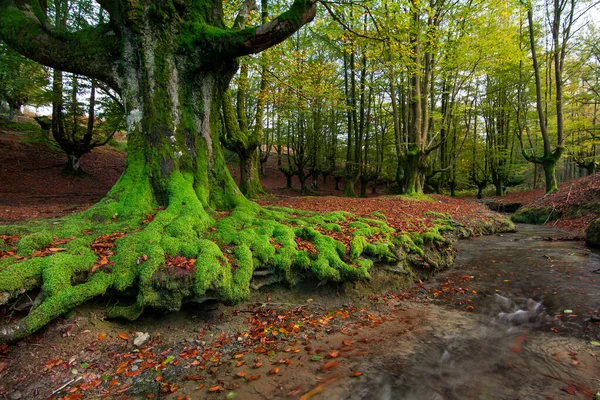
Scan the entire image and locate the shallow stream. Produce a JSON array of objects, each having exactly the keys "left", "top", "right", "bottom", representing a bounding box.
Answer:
[{"left": 341, "top": 224, "right": 600, "bottom": 400}]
